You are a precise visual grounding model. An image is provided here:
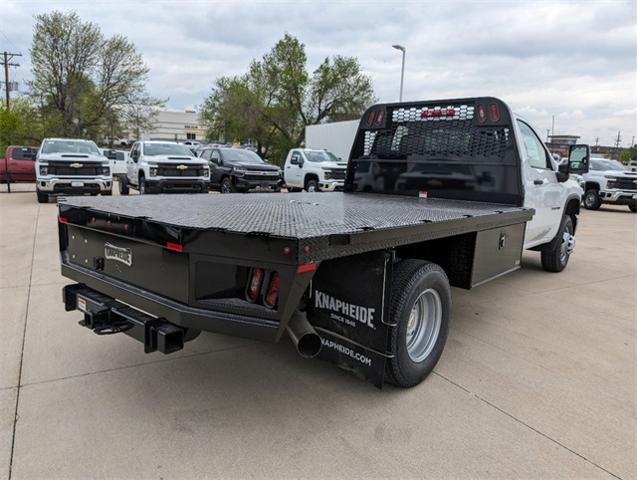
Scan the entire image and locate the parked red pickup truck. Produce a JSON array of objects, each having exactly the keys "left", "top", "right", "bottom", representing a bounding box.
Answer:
[{"left": 1, "top": 145, "right": 38, "bottom": 183}]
